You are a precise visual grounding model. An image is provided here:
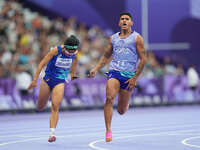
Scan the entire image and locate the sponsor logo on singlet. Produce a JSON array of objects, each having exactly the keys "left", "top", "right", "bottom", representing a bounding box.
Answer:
[{"left": 55, "top": 58, "right": 72, "bottom": 69}]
